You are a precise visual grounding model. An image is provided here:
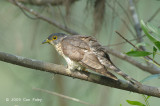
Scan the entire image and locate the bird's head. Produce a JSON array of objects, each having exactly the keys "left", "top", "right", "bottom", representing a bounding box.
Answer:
[{"left": 42, "top": 33, "right": 67, "bottom": 45}]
